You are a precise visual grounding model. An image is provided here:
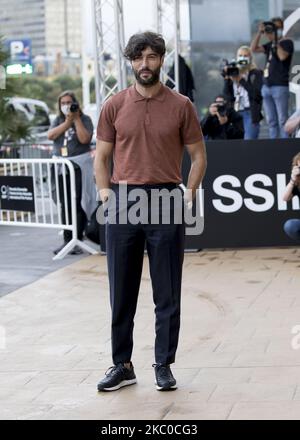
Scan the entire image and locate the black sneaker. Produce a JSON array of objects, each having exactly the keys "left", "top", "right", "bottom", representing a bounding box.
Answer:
[
  {"left": 152, "top": 363, "right": 177, "bottom": 391},
  {"left": 53, "top": 242, "right": 68, "bottom": 255},
  {"left": 69, "top": 245, "right": 83, "bottom": 255},
  {"left": 97, "top": 363, "right": 137, "bottom": 392},
  {"left": 53, "top": 243, "right": 83, "bottom": 256}
]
